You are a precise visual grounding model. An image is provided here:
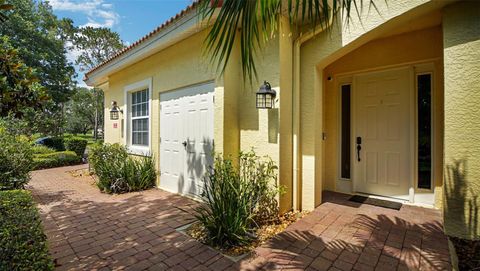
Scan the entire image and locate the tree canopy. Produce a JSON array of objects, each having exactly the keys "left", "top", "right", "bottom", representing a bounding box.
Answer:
[
  {"left": 0, "top": 36, "right": 49, "bottom": 118},
  {"left": 0, "top": 0, "right": 75, "bottom": 105},
  {"left": 0, "top": 0, "right": 123, "bottom": 136},
  {"left": 65, "top": 87, "right": 103, "bottom": 135},
  {"left": 72, "top": 26, "right": 124, "bottom": 72},
  {"left": 66, "top": 26, "right": 123, "bottom": 139},
  {"left": 0, "top": 0, "right": 13, "bottom": 22}
]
